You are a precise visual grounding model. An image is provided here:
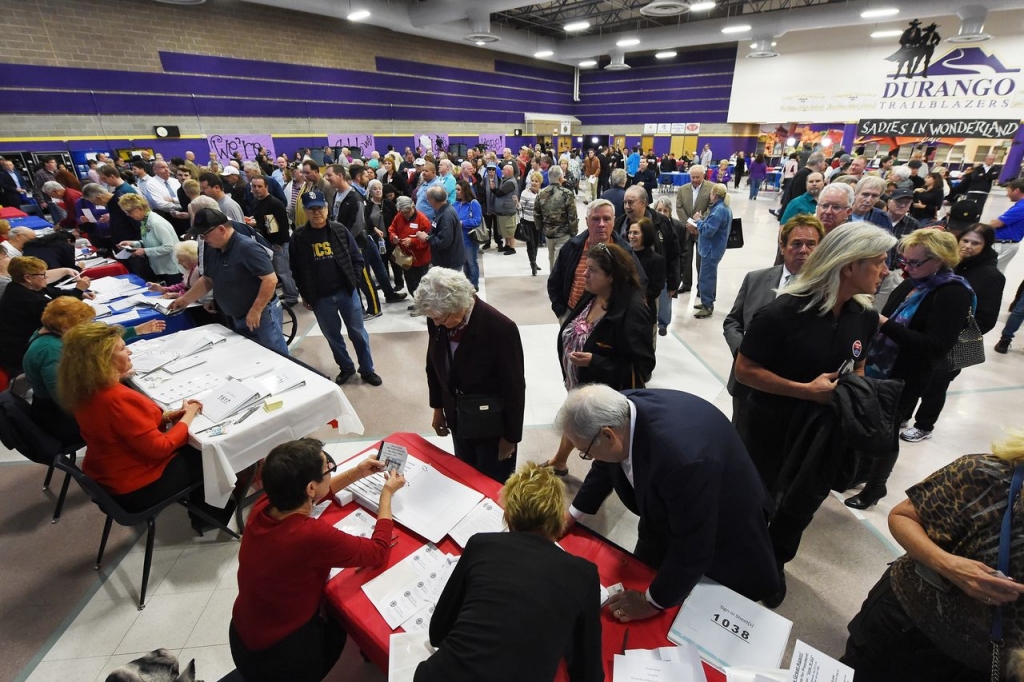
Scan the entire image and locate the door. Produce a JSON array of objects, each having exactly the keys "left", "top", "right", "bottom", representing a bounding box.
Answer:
[
  {"left": 682, "top": 136, "right": 698, "bottom": 159},
  {"left": 641, "top": 136, "right": 654, "bottom": 154},
  {"left": 613, "top": 136, "right": 626, "bottom": 150},
  {"left": 670, "top": 136, "right": 685, "bottom": 158}
]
